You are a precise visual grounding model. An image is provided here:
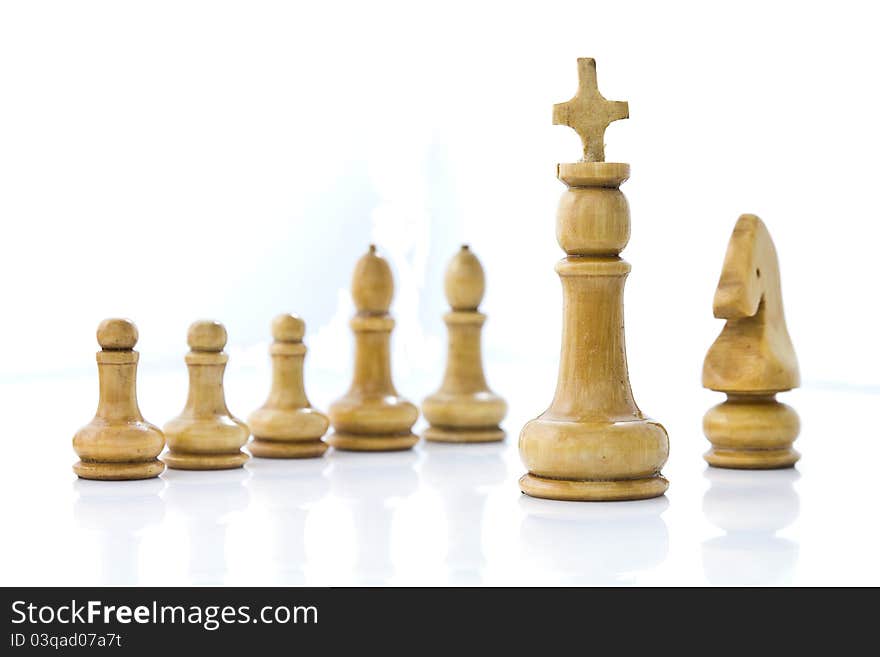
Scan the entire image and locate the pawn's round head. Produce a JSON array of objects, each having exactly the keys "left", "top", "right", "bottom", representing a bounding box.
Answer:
[
  {"left": 352, "top": 244, "right": 394, "bottom": 313},
  {"left": 445, "top": 244, "right": 485, "bottom": 310},
  {"left": 187, "top": 320, "right": 227, "bottom": 352},
  {"left": 97, "top": 318, "right": 139, "bottom": 350},
  {"left": 272, "top": 313, "right": 305, "bottom": 342}
]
